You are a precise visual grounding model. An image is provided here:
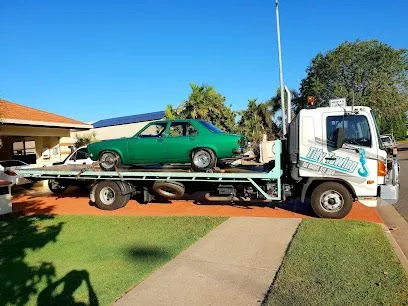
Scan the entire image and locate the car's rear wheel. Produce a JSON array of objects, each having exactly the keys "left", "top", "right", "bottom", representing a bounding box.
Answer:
[
  {"left": 191, "top": 148, "right": 216, "bottom": 171},
  {"left": 99, "top": 151, "right": 121, "bottom": 171}
]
